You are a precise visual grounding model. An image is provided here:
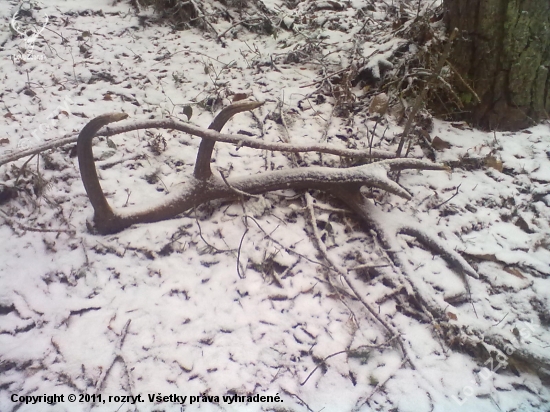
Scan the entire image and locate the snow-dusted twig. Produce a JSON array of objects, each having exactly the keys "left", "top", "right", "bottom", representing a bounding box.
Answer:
[
  {"left": 217, "top": 18, "right": 265, "bottom": 40},
  {"left": 0, "top": 115, "right": 396, "bottom": 169},
  {"left": 100, "top": 116, "right": 396, "bottom": 161},
  {"left": 396, "top": 28, "right": 458, "bottom": 156},
  {"left": 354, "top": 357, "right": 409, "bottom": 410},
  {"left": 303, "top": 193, "right": 416, "bottom": 369},
  {"left": 95, "top": 319, "right": 132, "bottom": 393},
  {"left": 193, "top": 208, "right": 235, "bottom": 254},
  {"left": 236, "top": 227, "right": 249, "bottom": 279},
  {"left": 432, "top": 182, "right": 461, "bottom": 208},
  {"left": 245, "top": 214, "right": 329, "bottom": 270},
  {"left": 0, "top": 135, "right": 77, "bottom": 168},
  {"left": 300, "top": 337, "right": 398, "bottom": 386},
  {"left": 280, "top": 388, "right": 315, "bottom": 412},
  {"left": 75, "top": 107, "right": 447, "bottom": 234}
]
